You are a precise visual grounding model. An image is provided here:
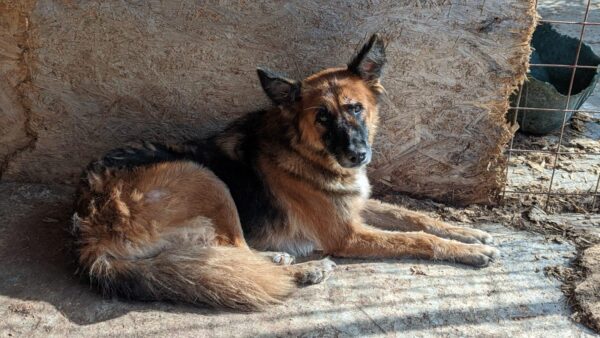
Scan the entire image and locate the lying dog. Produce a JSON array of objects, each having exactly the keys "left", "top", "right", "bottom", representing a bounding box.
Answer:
[{"left": 71, "top": 34, "right": 498, "bottom": 311}]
